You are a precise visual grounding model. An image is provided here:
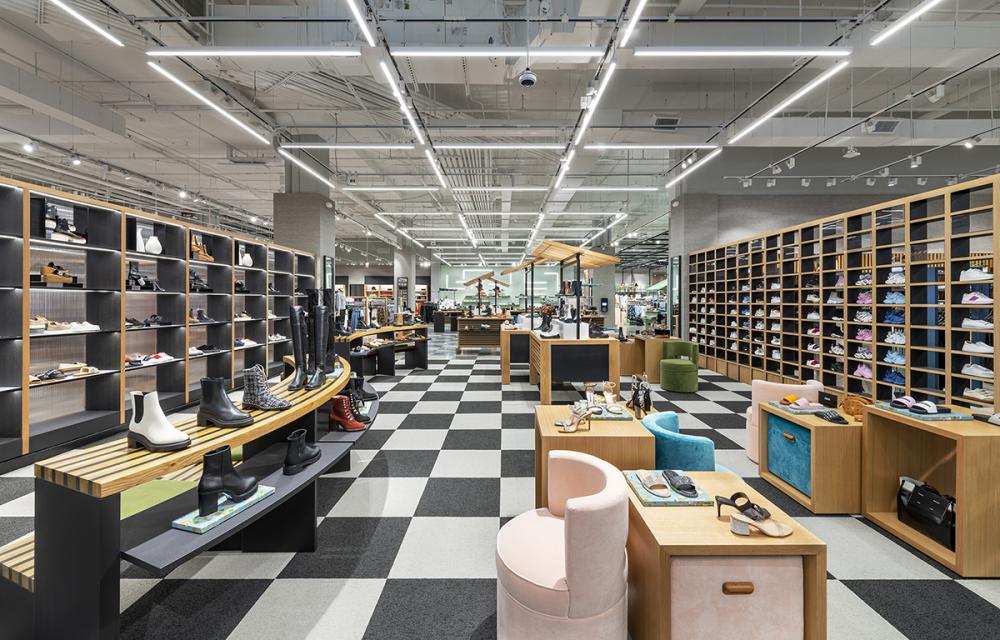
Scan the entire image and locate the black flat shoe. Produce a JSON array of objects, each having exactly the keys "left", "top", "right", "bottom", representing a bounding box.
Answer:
[{"left": 662, "top": 469, "right": 698, "bottom": 498}]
